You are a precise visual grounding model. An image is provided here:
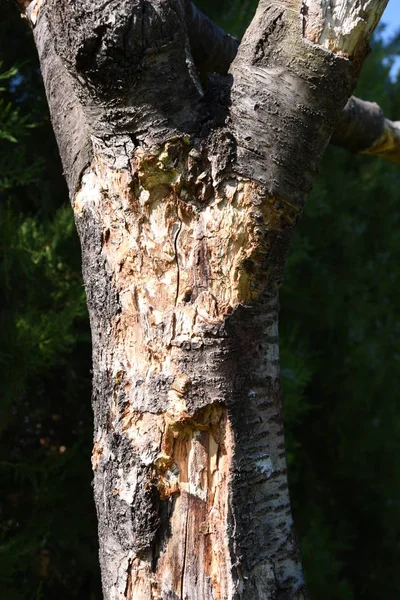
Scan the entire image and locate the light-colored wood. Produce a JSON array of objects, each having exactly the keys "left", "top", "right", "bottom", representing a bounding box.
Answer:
[
  {"left": 16, "top": 0, "right": 389, "bottom": 597},
  {"left": 303, "top": 0, "right": 389, "bottom": 57}
]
